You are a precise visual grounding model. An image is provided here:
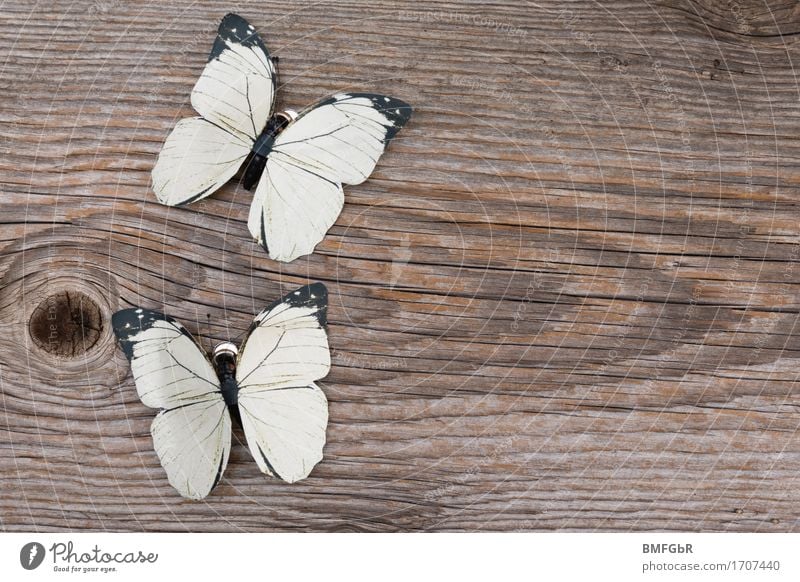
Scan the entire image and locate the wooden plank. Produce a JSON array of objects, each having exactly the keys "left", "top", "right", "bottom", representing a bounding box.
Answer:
[{"left": 1, "top": 0, "right": 800, "bottom": 531}]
